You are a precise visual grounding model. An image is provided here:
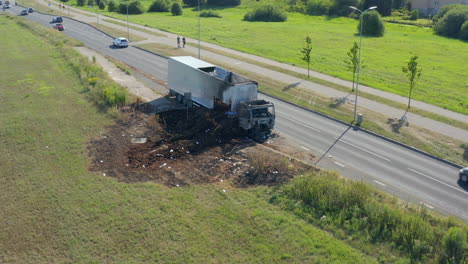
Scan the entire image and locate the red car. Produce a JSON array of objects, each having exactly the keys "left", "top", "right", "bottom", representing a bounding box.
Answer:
[{"left": 53, "top": 23, "right": 64, "bottom": 31}]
